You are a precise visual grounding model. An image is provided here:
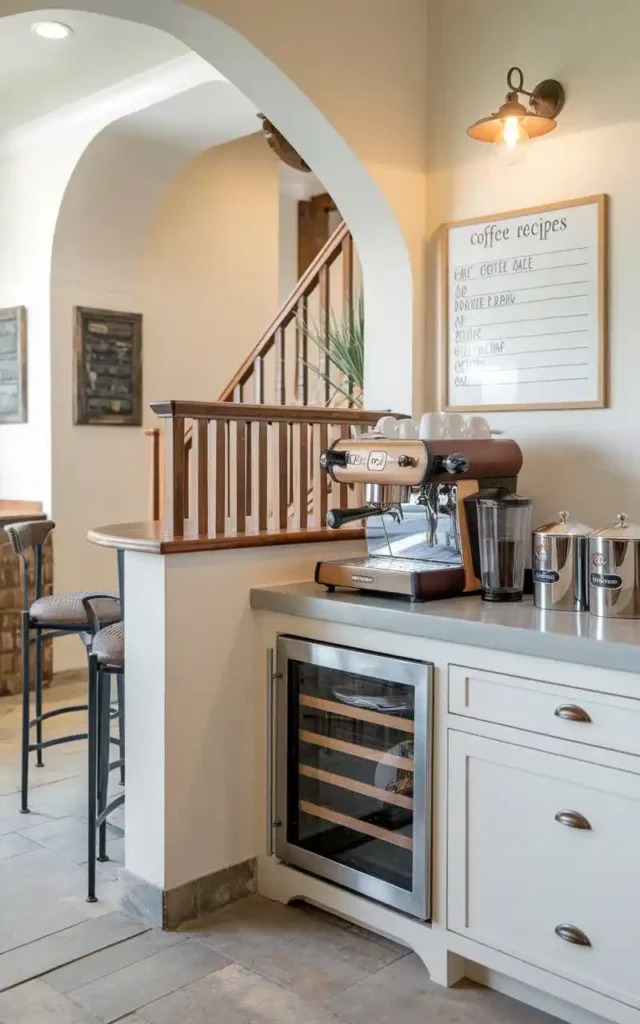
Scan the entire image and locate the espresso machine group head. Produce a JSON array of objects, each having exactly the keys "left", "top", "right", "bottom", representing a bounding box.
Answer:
[{"left": 315, "top": 435, "right": 523, "bottom": 601}]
